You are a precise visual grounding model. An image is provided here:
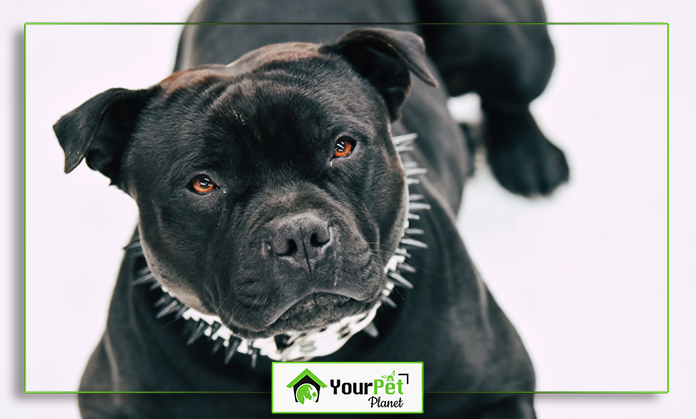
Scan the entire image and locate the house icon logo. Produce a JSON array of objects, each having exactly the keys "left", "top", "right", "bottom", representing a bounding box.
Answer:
[{"left": 286, "top": 368, "right": 328, "bottom": 405}]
